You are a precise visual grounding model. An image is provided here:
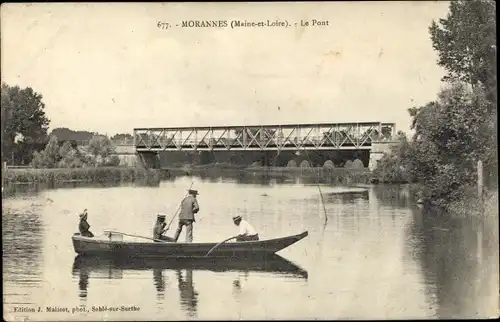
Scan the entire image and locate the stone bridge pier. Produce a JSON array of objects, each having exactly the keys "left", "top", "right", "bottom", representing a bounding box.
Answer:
[{"left": 369, "top": 142, "right": 395, "bottom": 171}]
